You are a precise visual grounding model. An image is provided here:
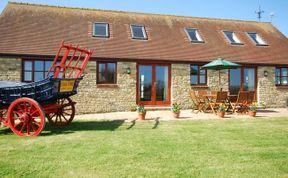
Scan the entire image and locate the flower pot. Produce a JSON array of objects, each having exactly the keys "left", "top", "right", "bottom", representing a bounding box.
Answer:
[
  {"left": 248, "top": 111, "right": 257, "bottom": 117},
  {"left": 172, "top": 112, "right": 180, "bottom": 118},
  {"left": 217, "top": 111, "right": 225, "bottom": 118},
  {"left": 138, "top": 112, "right": 146, "bottom": 120}
]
